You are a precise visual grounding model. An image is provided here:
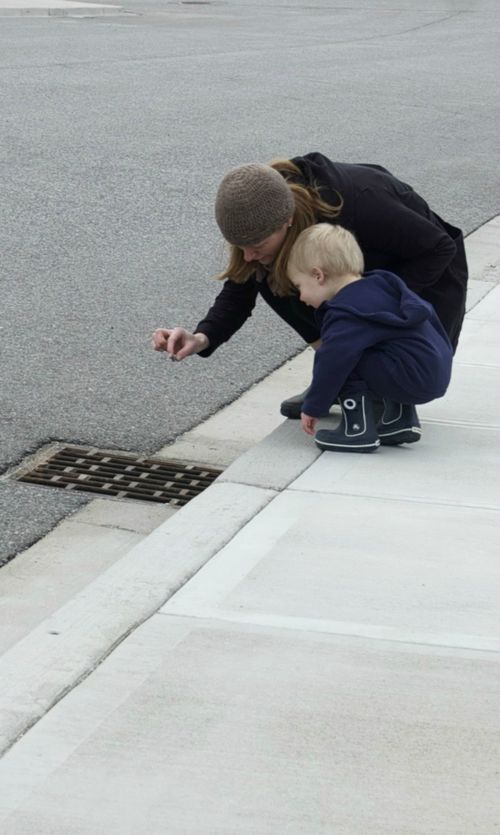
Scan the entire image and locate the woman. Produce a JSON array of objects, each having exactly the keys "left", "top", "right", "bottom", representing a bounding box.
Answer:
[{"left": 152, "top": 152, "right": 468, "bottom": 418}]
